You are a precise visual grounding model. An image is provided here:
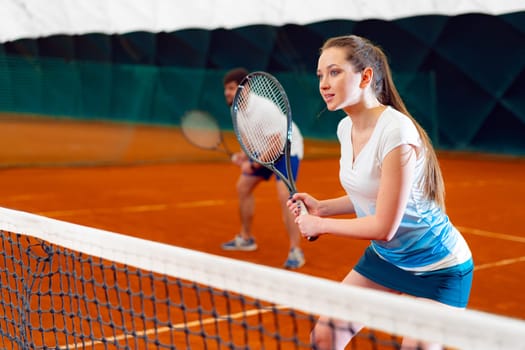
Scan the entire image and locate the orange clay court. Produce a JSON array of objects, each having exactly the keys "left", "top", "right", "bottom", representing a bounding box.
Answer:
[{"left": 0, "top": 115, "right": 524, "bottom": 346}]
